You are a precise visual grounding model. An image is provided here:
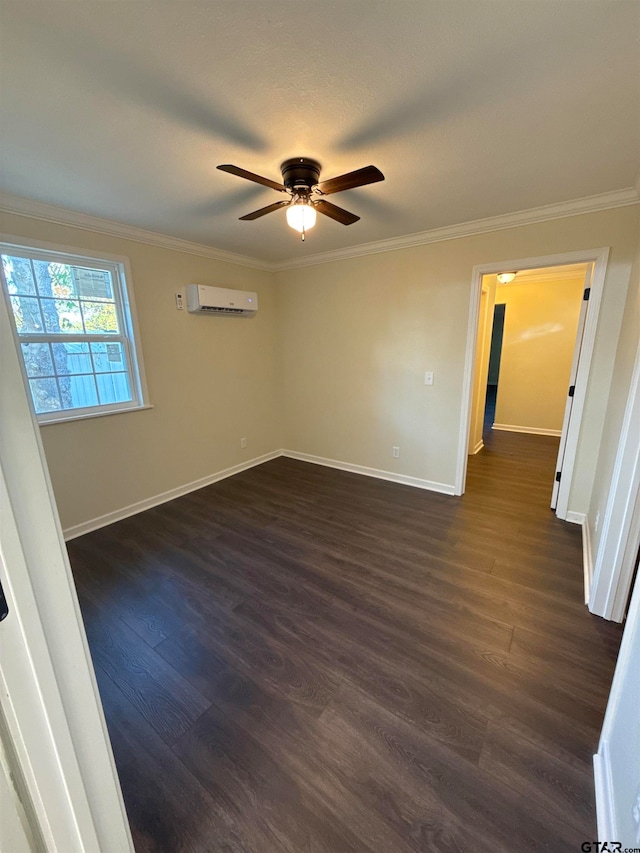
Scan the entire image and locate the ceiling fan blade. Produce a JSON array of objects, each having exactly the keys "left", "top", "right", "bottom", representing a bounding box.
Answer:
[
  {"left": 239, "top": 200, "right": 290, "bottom": 221},
  {"left": 217, "top": 164, "right": 287, "bottom": 193},
  {"left": 316, "top": 165, "right": 384, "bottom": 195},
  {"left": 314, "top": 199, "right": 360, "bottom": 225}
]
